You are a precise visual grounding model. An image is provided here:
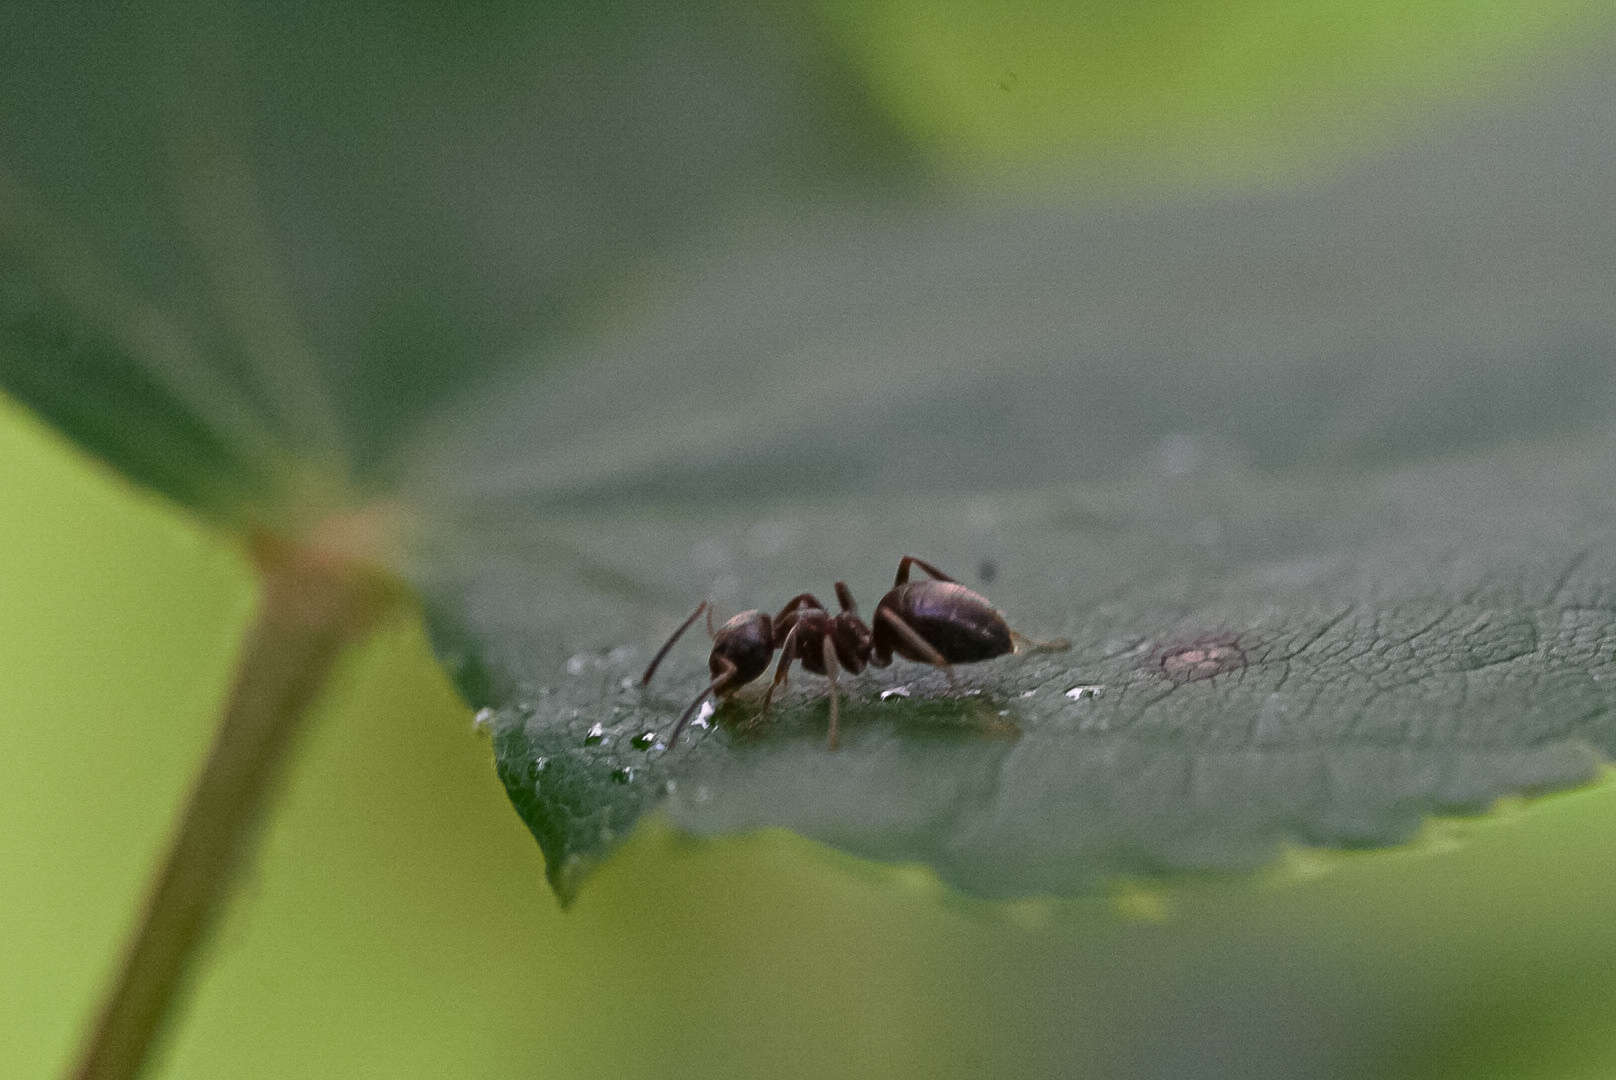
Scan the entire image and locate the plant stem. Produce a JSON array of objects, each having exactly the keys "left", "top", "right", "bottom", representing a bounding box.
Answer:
[{"left": 69, "top": 536, "right": 395, "bottom": 1080}]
